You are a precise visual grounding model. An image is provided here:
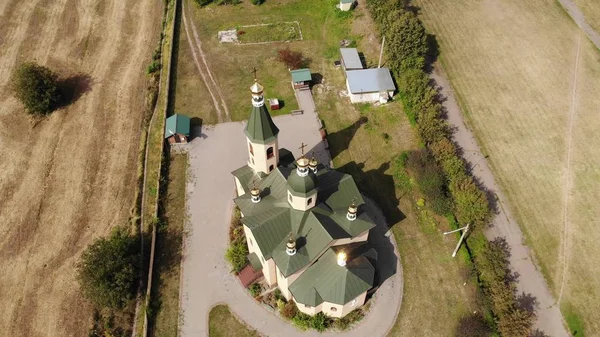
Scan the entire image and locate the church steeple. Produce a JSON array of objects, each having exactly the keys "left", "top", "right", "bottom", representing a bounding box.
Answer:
[{"left": 244, "top": 75, "right": 280, "bottom": 174}]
